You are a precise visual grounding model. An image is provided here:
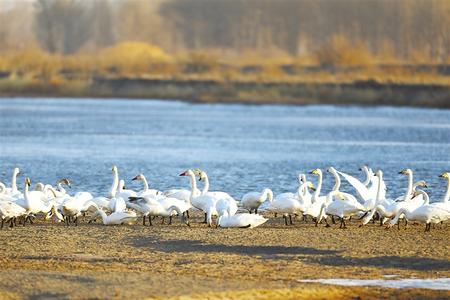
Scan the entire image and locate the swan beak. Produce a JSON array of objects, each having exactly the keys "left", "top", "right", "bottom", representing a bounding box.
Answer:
[
  {"left": 132, "top": 175, "right": 139, "bottom": 181},
  {"left": 179, "top": 171, "right": 187, "bottom": 176}
]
